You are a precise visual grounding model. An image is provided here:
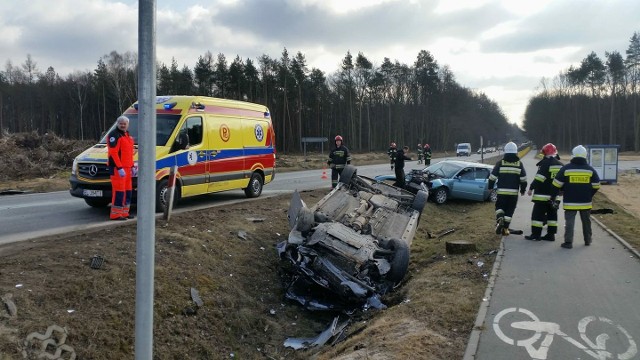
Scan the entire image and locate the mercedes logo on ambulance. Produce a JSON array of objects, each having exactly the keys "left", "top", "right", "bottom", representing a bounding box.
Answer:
[{"left": 89, "top": 165, "right": 99, "bottom": 177}]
